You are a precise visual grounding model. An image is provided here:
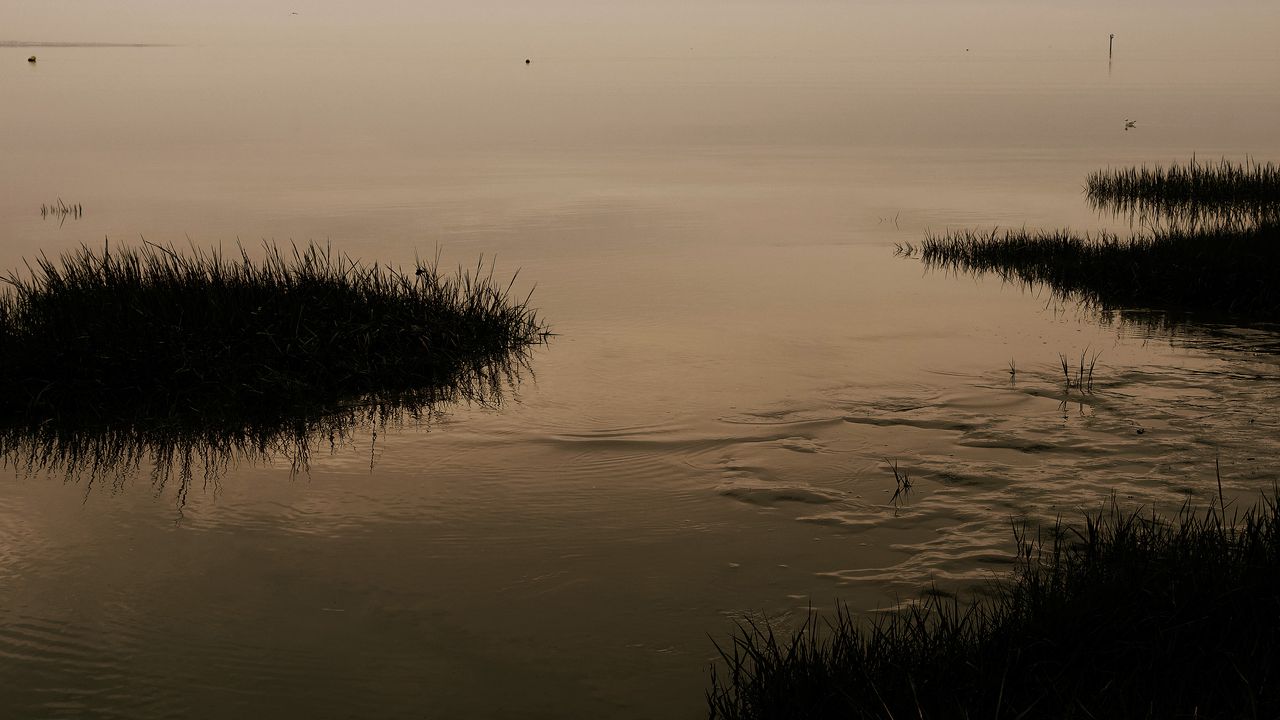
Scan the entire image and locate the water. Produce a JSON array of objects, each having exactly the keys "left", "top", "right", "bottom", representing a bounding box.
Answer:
[{"left": 3, "top": 5, "right": 1280, "bottom": 717}]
